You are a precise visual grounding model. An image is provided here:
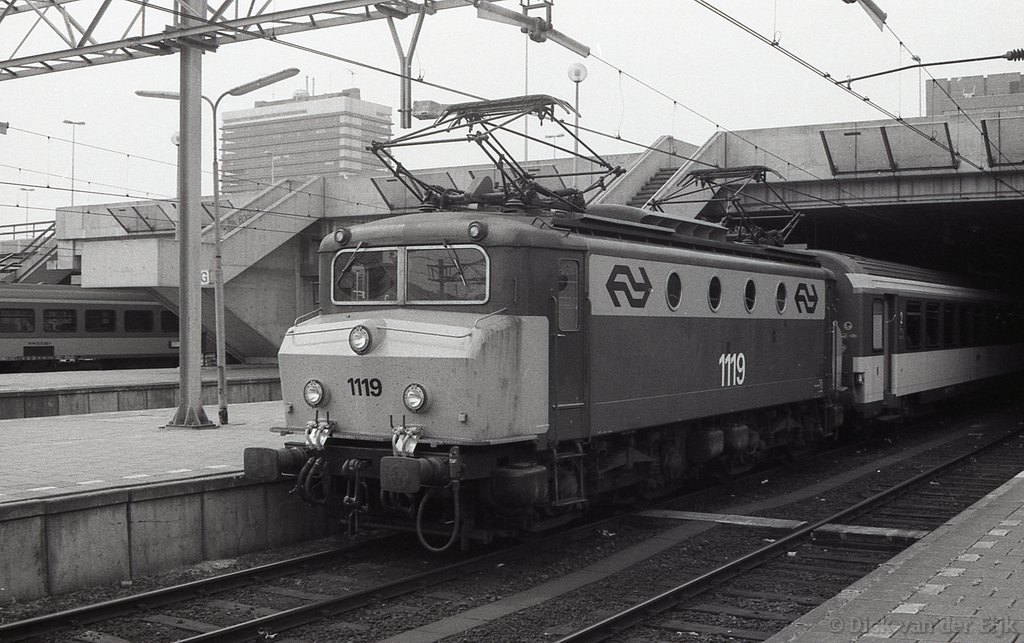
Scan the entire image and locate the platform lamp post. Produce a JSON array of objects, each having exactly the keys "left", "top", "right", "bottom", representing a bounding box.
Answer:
[
  {"left": 567, "top": 63, "right": 587, "bottom": 190},
  {"left": 544, "top": 133, "right": 564, "bottom": 161},
  {"left": 137, "top": 67, "right": 299, "bottom": 426},
  {"left": 62, "top": 119, "right": 85, "bottom": 206},
  {"left": 18, "top": 187, "right": 34, "bottom": 225}
]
